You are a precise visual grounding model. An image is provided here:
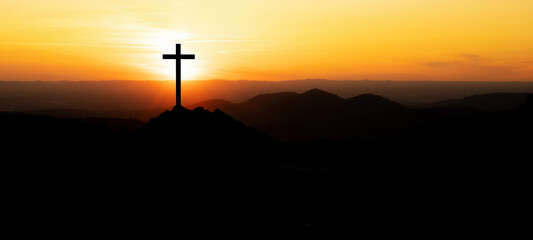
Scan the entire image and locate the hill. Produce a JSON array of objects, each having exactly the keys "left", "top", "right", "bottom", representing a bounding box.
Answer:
[
  {"left": 137, "top": 105, "right": 274, "bottom": 149},
  {"left": 421, "top": 92, "right": 531, "bottom": 111},
  {"left": 329, "top": 93, "right": 408, "bottom": 117},
  {"left": 188, "top": 89, "right": 410, "bottom": 141},
  {"left": 2, "top": 108, "right": 276, "bottom": 236},
  {"left": 135, "top": 106, "right": 276, "bottom": 235},
  {"left": 182, "top": 79, "right": 533, "bottom": 106},
  {"left": 189, "top": 89, "right": 533, "bottom": 142}
]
